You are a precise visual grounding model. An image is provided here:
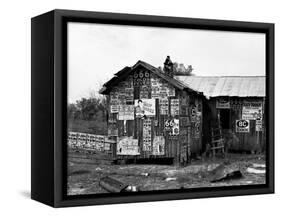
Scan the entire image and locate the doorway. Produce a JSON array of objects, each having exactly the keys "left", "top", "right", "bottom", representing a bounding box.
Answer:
[{"left": 219, "top": 109, "right": 231, "bottom": 130}]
